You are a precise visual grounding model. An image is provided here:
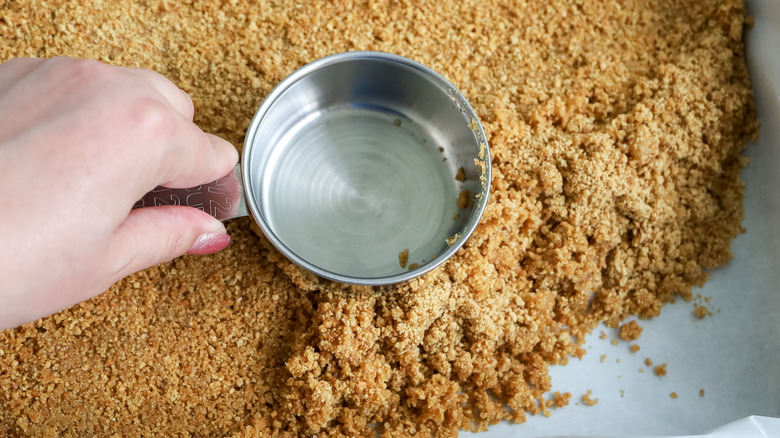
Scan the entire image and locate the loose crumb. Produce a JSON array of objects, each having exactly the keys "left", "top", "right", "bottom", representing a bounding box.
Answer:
[
  {"left": 630, "top": 344, "right": 640, "bottom": 353},
  {"left": 600, "top": 354, "right": 606, "bottom": 363},
  {"left": 694, "top": 305, "right": 709, "bottom": 319},
  {"left": 655, "top": 364, "right": 668, "bottom": 376},
  {"left": 619, "top": 321, "right": 643, "bottom": 341},
  {"left": 545, "top": 391, "right": 572, "bottom": 409},
  {"left": 611, "top": 339, "right": 619, "bottom": 346},
  {"left": 445, "top": 232, "right": 462, "bottom": 246},
  {"left": 455, "top": 167, "right": 466, "bottom": 182},
  {"left": 700, "top": 389, "right": 706, "bottom": 398},
  {"left": 398, "top": 249, "right": 409, "bottom": 268},
  {"left": 645, "top": 358, "right": 654, "bottom": 367},
  {"left": 670, "top": 392, "right": 678, "bottom": 399},
  {"left": 582, "top": 390, "right": 599, "bottom": 406},
  {"left": 456, "top": 190, "right": 472, "bottom": 209}
]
